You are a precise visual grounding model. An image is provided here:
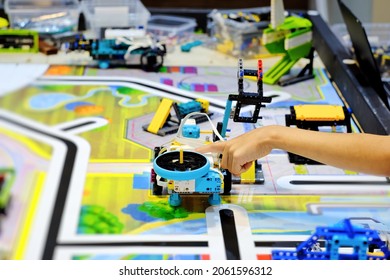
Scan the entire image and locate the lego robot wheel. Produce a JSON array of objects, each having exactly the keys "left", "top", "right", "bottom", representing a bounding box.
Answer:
[
  {"left": 153, "top": 151, "right": 210, "bottom": 181},
  {"left": 140, "top": 50, "right": 164, "bottom": 72},
  {"left": 98, "top": 60, "right": 110, "bottom": 69}
]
